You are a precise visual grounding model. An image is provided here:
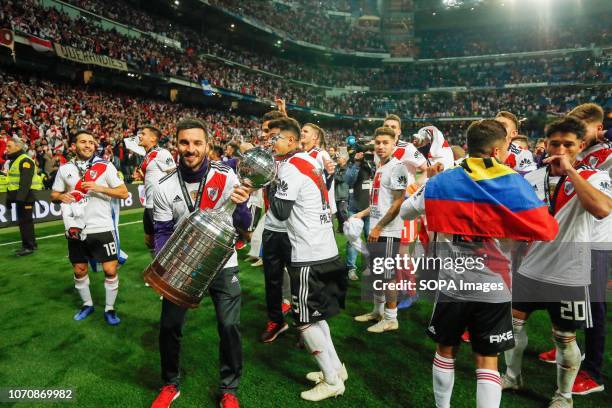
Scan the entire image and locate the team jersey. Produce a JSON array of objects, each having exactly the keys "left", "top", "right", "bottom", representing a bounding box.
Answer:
[
  {"left": 401, "top": 185, "right": 512, "bottom": 303},
  {"left": 307, "top": 147, "right": 337, "bottom": 214},
  {"left": 504, "top": 143, "right": 537, "bottom": 174},
  {"left": 153, "top": 161, "right": 240, "bottom": 268},
  {"left": 141, "top": 146, "right": 175, "bottom": 209},
  {"left": 578, "top": 141, "right": 612, "bottom": 250},
  {"left": 370, "top": 157, "right": 410, "bottom": 238},
  {"left": 376, "top": 140, "right": 427, "bottom": 185},
  {"left": 415, "top": 126, "right": 454, "bottom": 169},
  {"left": 518, "top": 165, "right": 612, "bottom": 286},
  {"left": 275, "top": 151, "right": 338, "bottom": 265},
  {"left": 264, "top": 159, "right": 288, "bottom": 233},
  {"left": 52, "top": 157, "right": 124, "bottom": 234}
]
